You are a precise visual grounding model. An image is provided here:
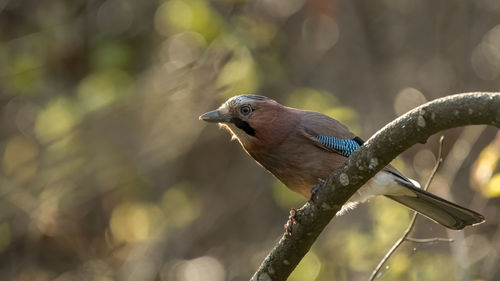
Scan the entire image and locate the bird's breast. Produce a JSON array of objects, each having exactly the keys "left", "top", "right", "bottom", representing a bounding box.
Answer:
[{"left": 248, "top": 138, "right": 347, "bottom": 198}]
